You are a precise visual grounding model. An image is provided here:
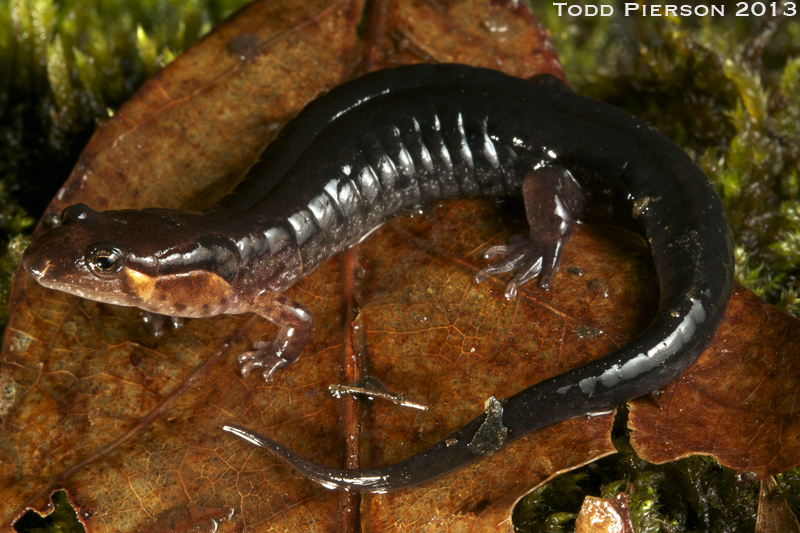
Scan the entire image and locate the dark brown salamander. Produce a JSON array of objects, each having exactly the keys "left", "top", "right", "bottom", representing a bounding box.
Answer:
[{"left": 22, "top": 64, "right": 734, "bottom": 492}]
